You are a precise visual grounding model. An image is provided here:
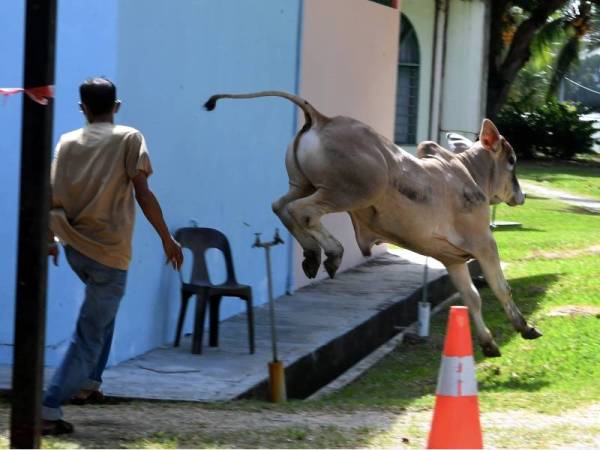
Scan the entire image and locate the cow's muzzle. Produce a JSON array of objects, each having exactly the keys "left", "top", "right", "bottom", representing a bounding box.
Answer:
[{"left": 508, "top": 191, "right": 525, "bottom": 206}]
